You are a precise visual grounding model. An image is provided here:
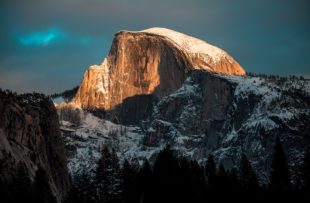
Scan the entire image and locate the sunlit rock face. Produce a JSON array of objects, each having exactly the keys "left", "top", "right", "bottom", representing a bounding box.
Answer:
[{"left": 72, "top": 27, "right": 246, "bottom": 110}]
